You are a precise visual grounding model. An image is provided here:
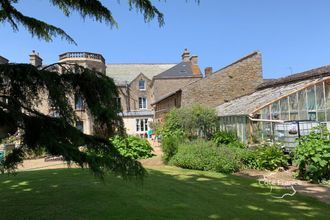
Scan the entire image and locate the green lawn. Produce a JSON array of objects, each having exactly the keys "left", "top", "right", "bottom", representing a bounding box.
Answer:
[{"left": 0, "top": 167, "right": 329, "bottom": 219}]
